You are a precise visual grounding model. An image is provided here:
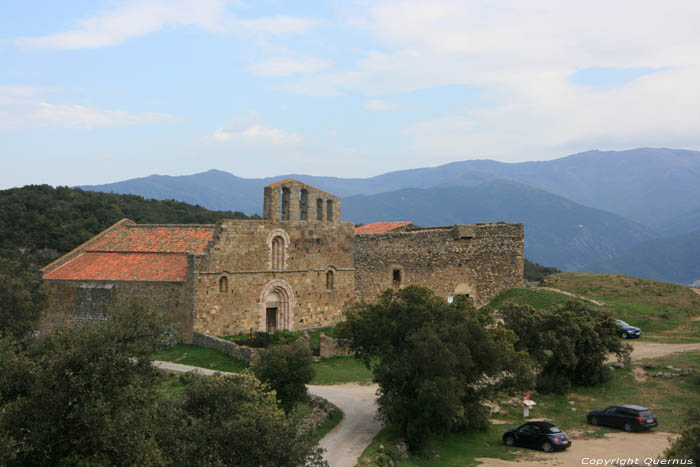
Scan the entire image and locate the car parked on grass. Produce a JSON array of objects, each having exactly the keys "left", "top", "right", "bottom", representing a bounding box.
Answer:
[
  {"left": 616, "top": 319, "right": 642, "bottom": 338},
  {"left": 502, "top": 421, "right": 572, "bottom": 452},
  {"left": 587, "top": 405, "right": 658, "bottom": 432}
]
